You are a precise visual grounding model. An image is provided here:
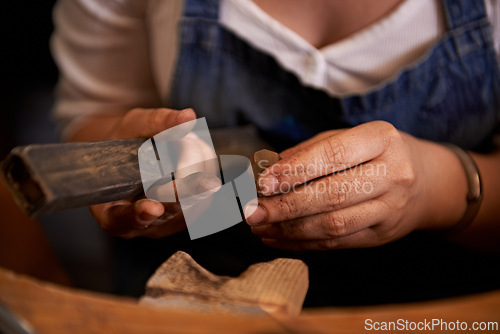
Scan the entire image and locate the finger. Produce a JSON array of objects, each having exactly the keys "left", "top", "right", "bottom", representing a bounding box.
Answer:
[
  {"left": 112, "top": 108, "right": 197, "bottom": 139},
  {"left": 261, "top": 228, "right": 380, "bottom": 250},
  {"left": 126, "top": 210, "right": 187, "bottom": 239},
  {"left": 250, "top": 199, "right": 384, "bottom": 240},
  {"left": 92, "top": 198, "right": 166, "bottom": 237},
  {"left": 259, "top": 121, "right": 396, "bottom": 196},
  {"left": 280, "top": 129, "right": 347, "bottom": 158},
  {"left": 247, "top": 163, "right": 386, "bottom": 225}
]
